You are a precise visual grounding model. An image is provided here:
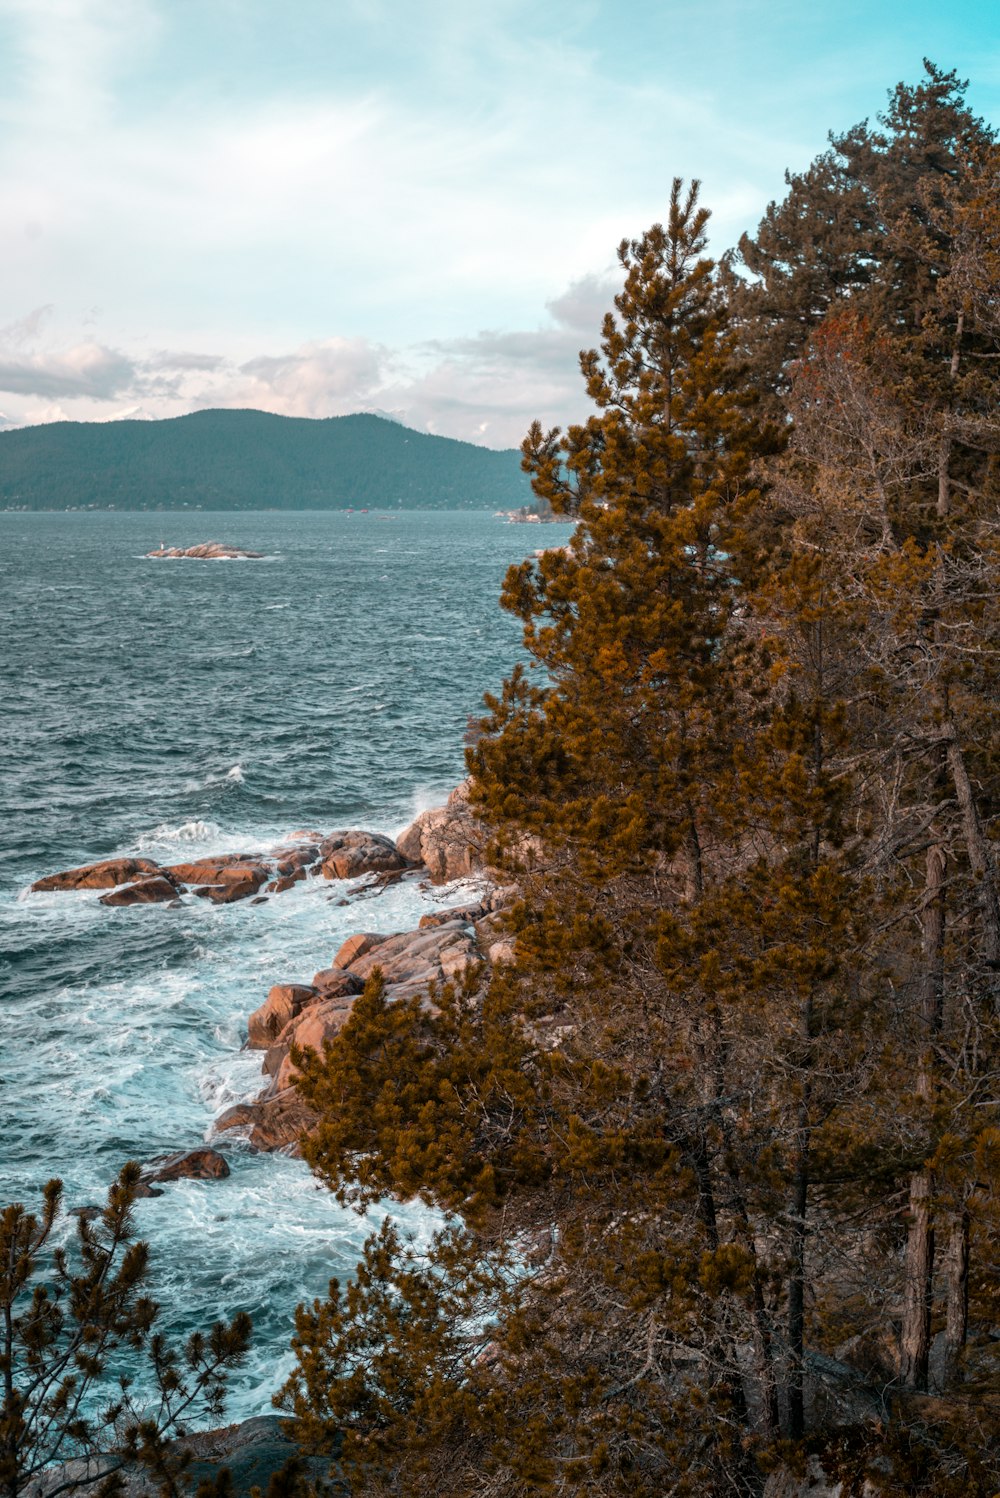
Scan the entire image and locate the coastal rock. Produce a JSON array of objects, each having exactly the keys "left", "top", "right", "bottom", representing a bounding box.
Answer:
[
  {"left": 394, "top": 780, "right": 485, "bottom": 883},
  {"left": 246, "top": 984, "right": 319, "bottom": 1048},
  {"left": 273, "top": 845, "right": 320, "bottom": 875},
  {"left": 418, "top": 901, "right": 485, "bottom": 929},
  {"left": 145, "top": 542, "right": 264, "bottom": 560},
  {"left": 332, "top": 930, "right": 387, "bottom": 968},
  {"left": 193, "top": 881, "right": 258, "bottom": 905},
  {"left": 32, "top": 857, "right": 161, "bottom": 893},
  {"left": 346, "top": 922, "right": 475, "bottom": 986},
  {"left": 141, "top": 1147, "right": 230, "bottom": 1184},
  {"left": 165, "top": 856, "right": 267, "bottom": 885},
  {"left": 99, "top": 876, "right": 181, "bottom": 906},
  {"left": 271, "top": 997, "right": 357, "bottom": 1091},
  {"left": 319, "top": 830, "right": 409, "bottom": 880},
  {"left": 214, "top": 1097, "right": 315, "bottom": 1154},
  {"left": 311, "top": 966, "right": 364, "bottom": 999}
]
